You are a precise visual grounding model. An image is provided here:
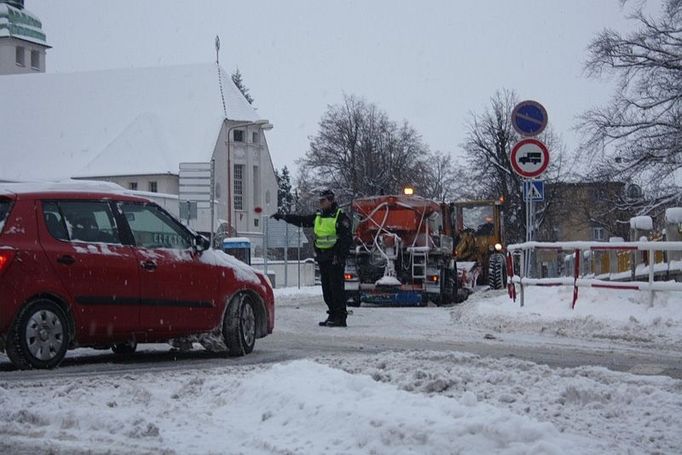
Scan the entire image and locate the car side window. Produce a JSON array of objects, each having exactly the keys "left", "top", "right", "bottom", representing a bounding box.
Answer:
[
  {"left": 120, "top": 203, "right": 192, "bottom": 249},
  {"left": 42, "top": 201, "right": 69, "bottom": 241},
  {"left": 54, "top": 201, "right": 121, "bottom": 244}
]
